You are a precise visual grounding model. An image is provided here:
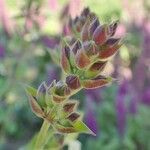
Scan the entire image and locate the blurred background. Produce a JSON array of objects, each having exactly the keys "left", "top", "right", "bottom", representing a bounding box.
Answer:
[{"left": 0, "top": 0, "right": 150, "bottom": 149}]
